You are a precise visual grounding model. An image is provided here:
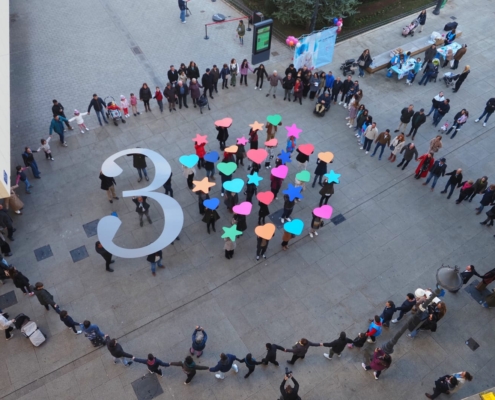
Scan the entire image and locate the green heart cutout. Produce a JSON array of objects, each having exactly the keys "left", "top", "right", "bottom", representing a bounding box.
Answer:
[
  {"left": 217, "top": 162, "right": 237, "bottom": 176},
  {"left": 295, "top": 170, "right": 310, "bottom": 182},
  {"left": 267, "top": 114, "right": 282, "bottom": 126}
]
